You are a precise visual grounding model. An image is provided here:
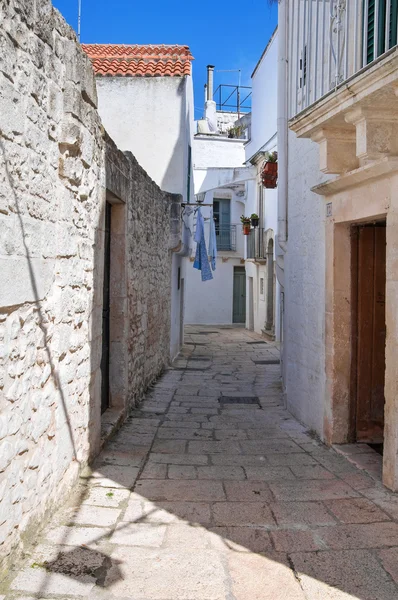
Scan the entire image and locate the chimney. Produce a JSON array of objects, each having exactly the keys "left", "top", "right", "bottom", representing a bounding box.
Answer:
[
  {"left": 207, "top": 65, "right": 215, "bottom": 101},
  {"left": 204, "top": 84, "right": 208, "bottom": 108}
]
